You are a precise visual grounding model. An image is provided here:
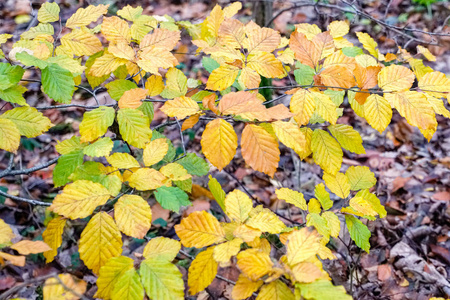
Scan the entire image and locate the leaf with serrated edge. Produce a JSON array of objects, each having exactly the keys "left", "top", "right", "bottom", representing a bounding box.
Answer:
[
  {"left": 290, "top": 88, "right": 315, "bottom": 126},
  {"left": 160, "top": 96, "right": 200, "bottom": 119},
  {"left": 206, "top": 64, "right": 240, "bottom": 91},
  {"left": 323, "top": 172, "right": 350, "bottom": 198},
  {"left": 363, "top": 94, "right": 392, "bottom": 133},
  {"left": 236, "top": 249, "right": 273, "bottom": 281},
  {"left": 272, "top": 121, "right": 306, "bottom": 155},
  {"left": 79, "top": 212, "right": 123, "bottom": 274},
  {"left": 43, "top": 274, "right": 87, "bottom": 300},
  {"left": 50, "top": 180, "right": 111, "bottom": 219},
  {"left": 241, "top": 124, "right": 280, "bottom": 177},
  {"left": 42, "top": 216, "right": 66, "bottom": 263},
  {"left": 79, "top": 107, "right": 115, "bottom": 143},
  {"left": 378, "top": 65, "right": 414, "bottom": 92},
  {"left": 328, "top": 124, "right": 365, "bottom": 154},
  {"left": 127, "top": 168, "right": 166, "bottom": 191},
  {"left": 38, "top": 2, "right": 60, "bottom": 23},
  {"left": 345, "top": 215, "right": 371, "bottom": 253},
  {"left": 311, "top": 129, "right": 343, "bottom": 175},
  {"left": 107, "top": 152, "right": 140, "bottom": 169},
  {"left": 224, "top": 189, "right": 253, "bottom": 223},
  {"left": 201, "top": 119, "right": 237, "bottom": 171},
  {"left": 61, "top": 27, "right": 102, "bottom": 56},
  {"left": 232, "top": 274, "right": 263, "bottom": 300},
  {"left": 246, "top": 208, "right": 286, "bottom": 234},
  {"left": 188, "top": 246, "right": 218, "bottom": 295},
  {"left": 143, "top": 237, "right": 181, "bottom": 261},
  {"left": 114, "top": 195, "right": 151, "bottom": 239},
  {"left": 143, "top": 139, "right": 169, "bottom": 166},
  {"left": 286, "top": 227, "right": 321, "bottom": 266},
  {"left": 213, "top": 238, "right": 242, "bottom": 263},
  {"left": 140, "top": 258, "right": 184, "bottom": 300},
  {"left": 117, "top": 108, "right": 152, "bottom": 148},
  {"left": 275, "top": 188, "right": 307, "bottom": 210},
  {"left": 95, "top": 256, "right": 134, "bottom": 299},
  {"left": 66, "top": 4, "right": 109, "bottom": 29},
  {"left": 345, "top": 166, "right": 376, "bottom": 191},
  {"left": 175, "top": 211, "right": 226, "bottom": 248},
  {"left": 111, "top": 268, "right": 144, "bottom": 300},
  {"left": 0, "top": 106, "right": 52, "bottom": 138},
  {"left": 256, "top": 280, "right": 295, "bottom": 300}
]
